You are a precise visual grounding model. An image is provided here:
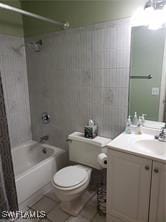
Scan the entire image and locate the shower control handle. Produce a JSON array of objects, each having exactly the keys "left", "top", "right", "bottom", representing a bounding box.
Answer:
[{"left": 42, "top": 112, "right": 50, "bottom": 124}]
